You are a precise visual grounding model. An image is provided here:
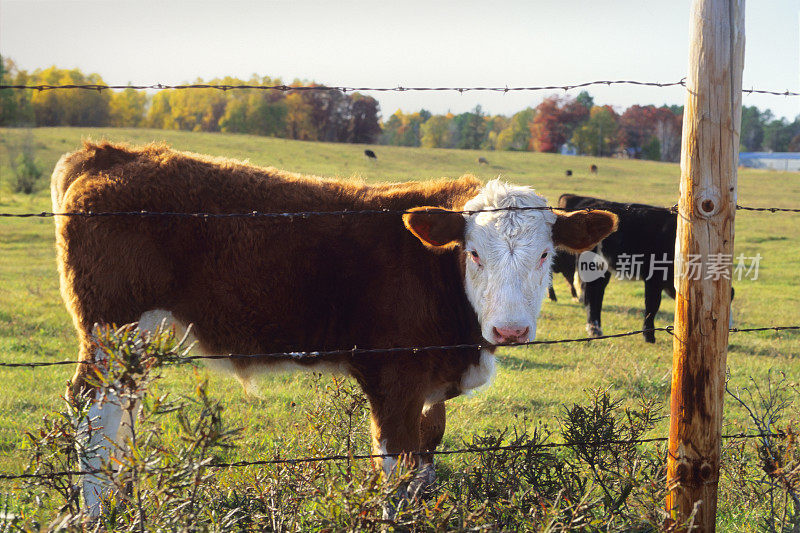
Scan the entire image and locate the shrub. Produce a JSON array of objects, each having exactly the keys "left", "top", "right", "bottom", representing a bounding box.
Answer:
[{"left": 9, "top": 131, "right": 43, "bottom": 194}]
